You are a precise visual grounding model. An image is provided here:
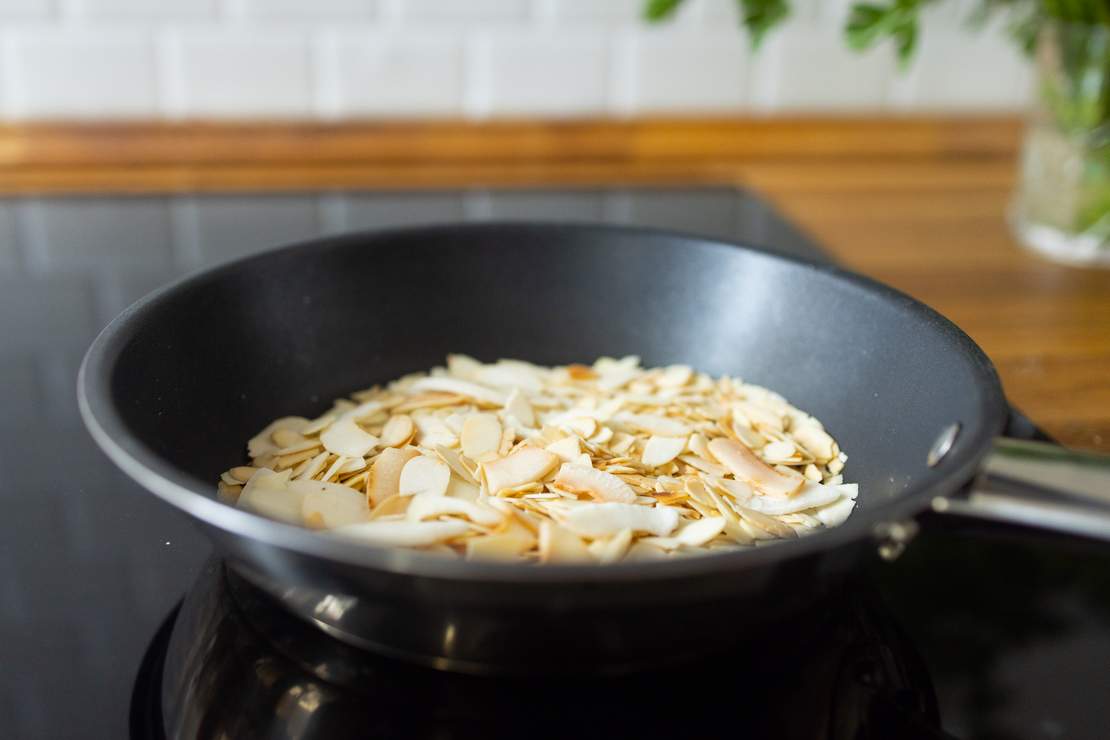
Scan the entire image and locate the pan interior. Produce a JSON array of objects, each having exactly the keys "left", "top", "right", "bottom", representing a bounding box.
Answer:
[{"left": 101, "top": 224, "right": 1004, "bottom": 533}]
